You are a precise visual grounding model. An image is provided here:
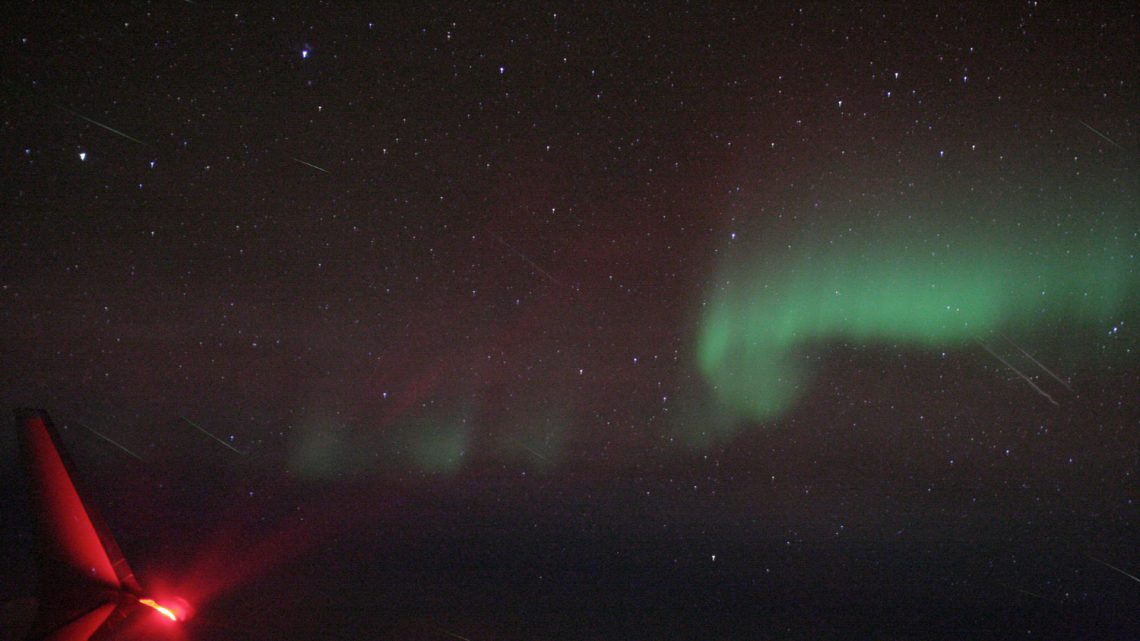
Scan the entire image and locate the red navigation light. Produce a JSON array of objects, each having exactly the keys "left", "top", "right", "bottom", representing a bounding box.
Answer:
[{"left": 138, "top": 598, "right": 179, "bottom": 621}]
